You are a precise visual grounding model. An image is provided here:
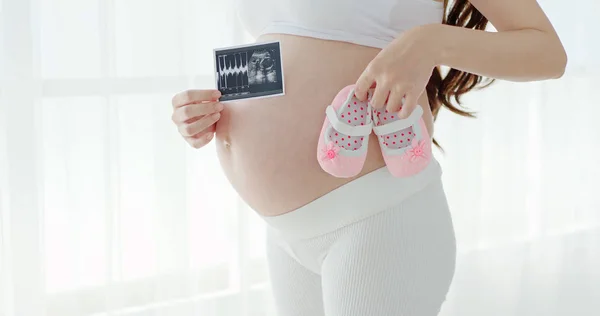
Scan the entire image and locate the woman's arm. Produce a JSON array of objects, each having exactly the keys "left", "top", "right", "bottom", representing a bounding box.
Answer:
[
  {"left": 354, "top": 0, "right": 567, "bottom": 117},
  {"left": 428, "top": 0, "right": 567, "bottom": 81}
]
